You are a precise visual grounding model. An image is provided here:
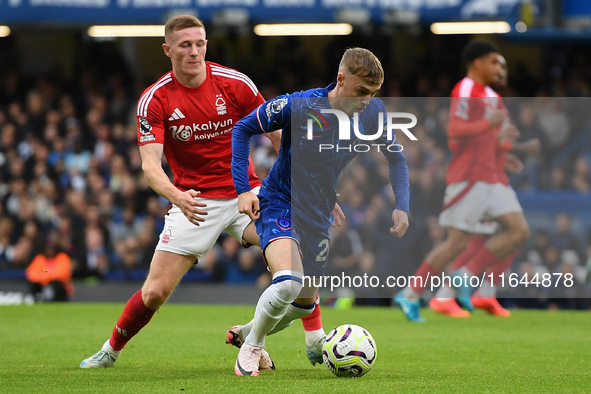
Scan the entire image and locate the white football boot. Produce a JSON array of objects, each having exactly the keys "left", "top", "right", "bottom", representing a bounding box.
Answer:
[
  {"left": 226, "top": 325, "right": 275, "bottom": 371},
  {"left": 306, "top": 334, "right": 326, "bottom": 366},
  {"left": 234, "top": 344, "right": 262, "bottom": 377},
  {"left": 80, "top": 340, "right": 121, "bottom": 368}
]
